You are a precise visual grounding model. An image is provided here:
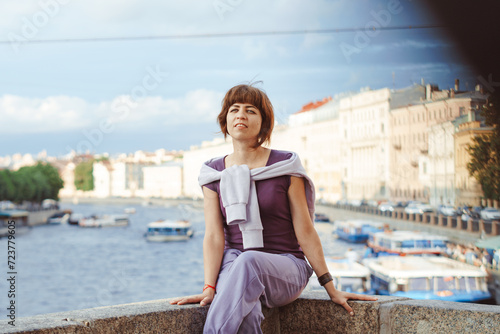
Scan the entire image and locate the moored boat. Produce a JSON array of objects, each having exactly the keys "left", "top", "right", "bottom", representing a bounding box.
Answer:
[
  {"left": 363, "top": 256, "right": 492, "bottom": 302},
  {"left": 68, "top": 213, "right": 84, "bottom": 225},
  {"left": 314, "top": 213, "right": 331, "bottom": 223},
  {"left": 145, "top": 220, "right": 194, "bottom": 242},
  {"left": 334, "top": 220, "right": 385, "bottom": 243},
  {"left": 78, "top": 214, "right": 129, "bottom": 228},
  {"left": 124, "top": 207, "right": 136, "bottom": 214},
  {"left": 47, "top": 211, "right": 71, "bottom": 225},
  {"left": 368, "top": 230, "right": 448, "bottom": 256},
  {"left": 307, "top": 257, "right": 375, "bottom": 294}
]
